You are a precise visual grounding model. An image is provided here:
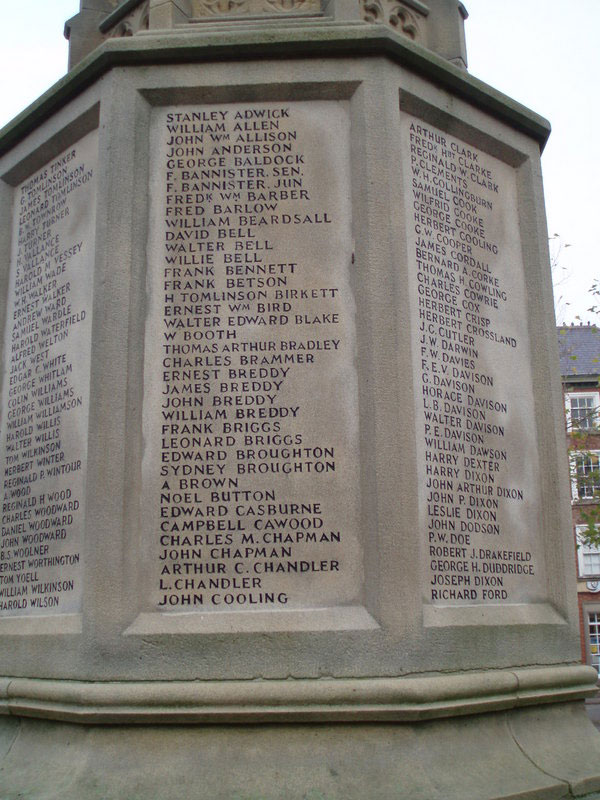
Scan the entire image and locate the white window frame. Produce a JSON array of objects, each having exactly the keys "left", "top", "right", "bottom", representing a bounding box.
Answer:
[
  {"left": 582, "top": 603, "right": 600, "bottom": 675},
  {"left": 565, "top": 391, "right": 600, "bottom": 433},
  {"left": 571, "top": 450, "right": 600, "bottom": 501},
  {"left": 576, "top": 525, "right": 600, "bottom": 578}
]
